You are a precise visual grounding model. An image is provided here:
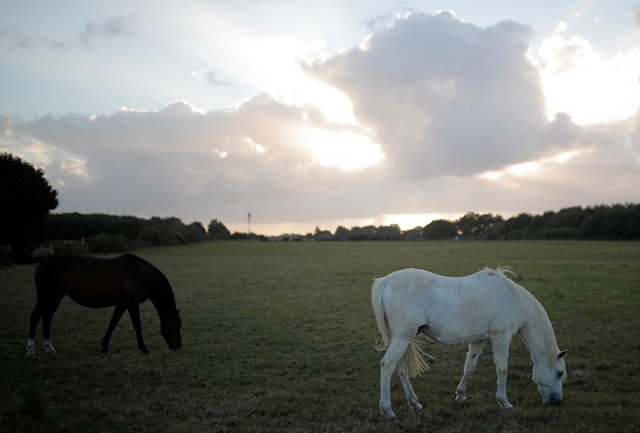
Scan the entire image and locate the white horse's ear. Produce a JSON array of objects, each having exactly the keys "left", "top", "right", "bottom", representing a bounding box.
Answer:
[{"left": 557, "top": 350, "right": 568, "bottom": 359}]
